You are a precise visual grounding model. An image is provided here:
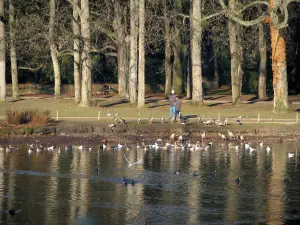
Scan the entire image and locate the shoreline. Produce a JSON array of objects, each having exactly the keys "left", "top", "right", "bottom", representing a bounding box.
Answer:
[{"left": 0, "top": 120, "right": 300, "bottom": 144}]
